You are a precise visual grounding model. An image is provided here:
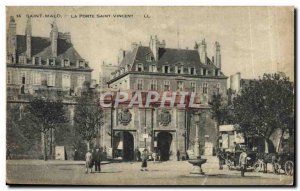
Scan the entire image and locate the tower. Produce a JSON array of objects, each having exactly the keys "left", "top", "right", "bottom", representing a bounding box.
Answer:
[
  {"left": 25, "top": 18, "right": 32, "bottom": 58},
  {"left": 198, "top": 39, "right": 207, "bottom": 65},
  {"left": 7, "top": 16, "right": 17, "bottom": 64},
  {"left": 50, "top": 20, "right": 58, "bottom": 58},
  {"left": 215, "top": 41, "right": 221, "bottom": 69}
]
